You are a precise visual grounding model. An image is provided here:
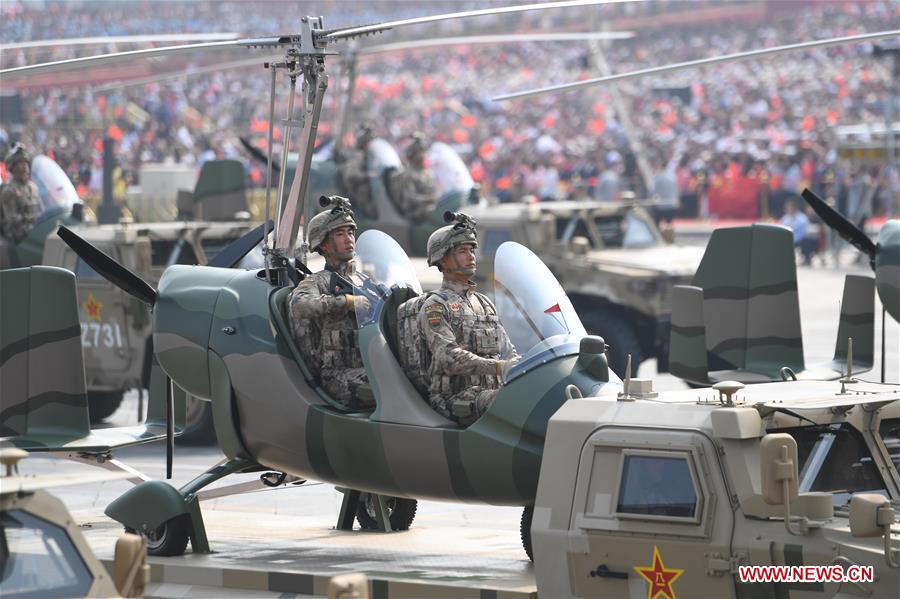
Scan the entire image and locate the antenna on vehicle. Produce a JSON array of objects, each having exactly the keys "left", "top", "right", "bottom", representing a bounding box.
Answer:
[{"left": 617, "top": 354, "right": 632, "bottom": 401}]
